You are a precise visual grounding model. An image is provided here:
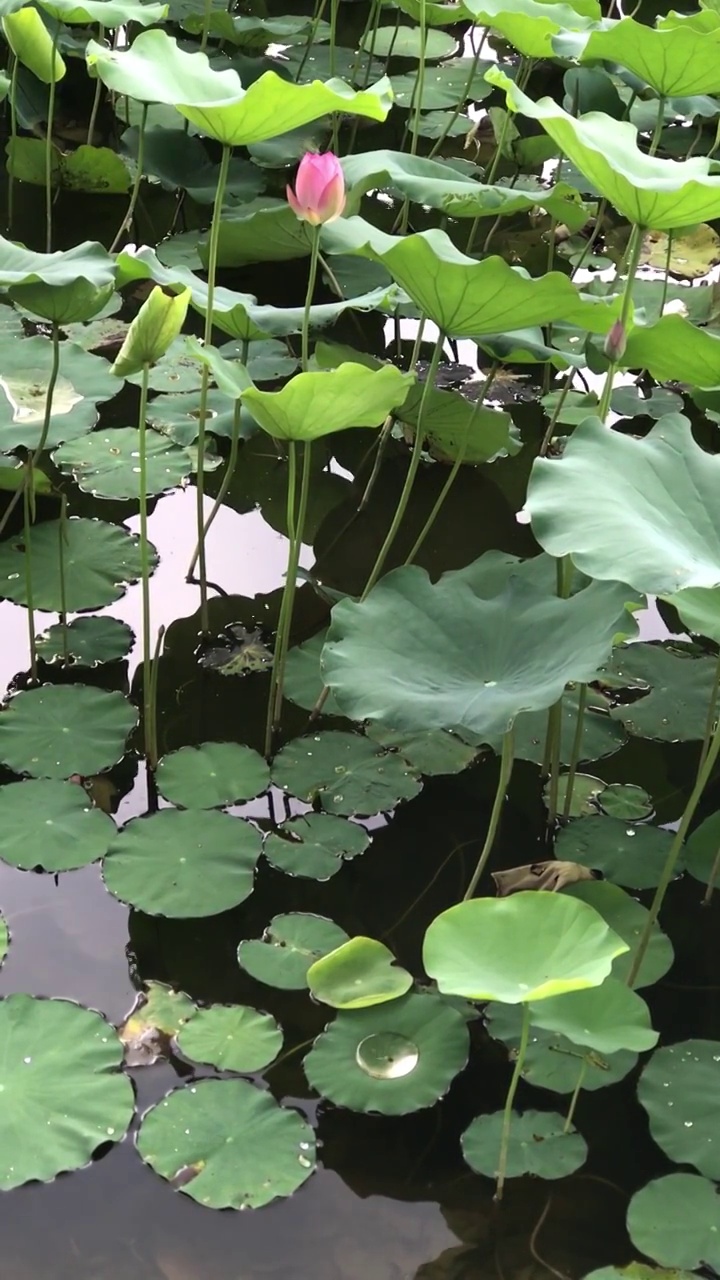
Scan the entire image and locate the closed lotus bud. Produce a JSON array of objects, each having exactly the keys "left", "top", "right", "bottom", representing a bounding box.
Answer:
[
  {"left": 604, "top": 319, "right": 627, "bottom": 363},
  {"left": 286, "top": 151, "right": 346, "bottom": 226}
]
